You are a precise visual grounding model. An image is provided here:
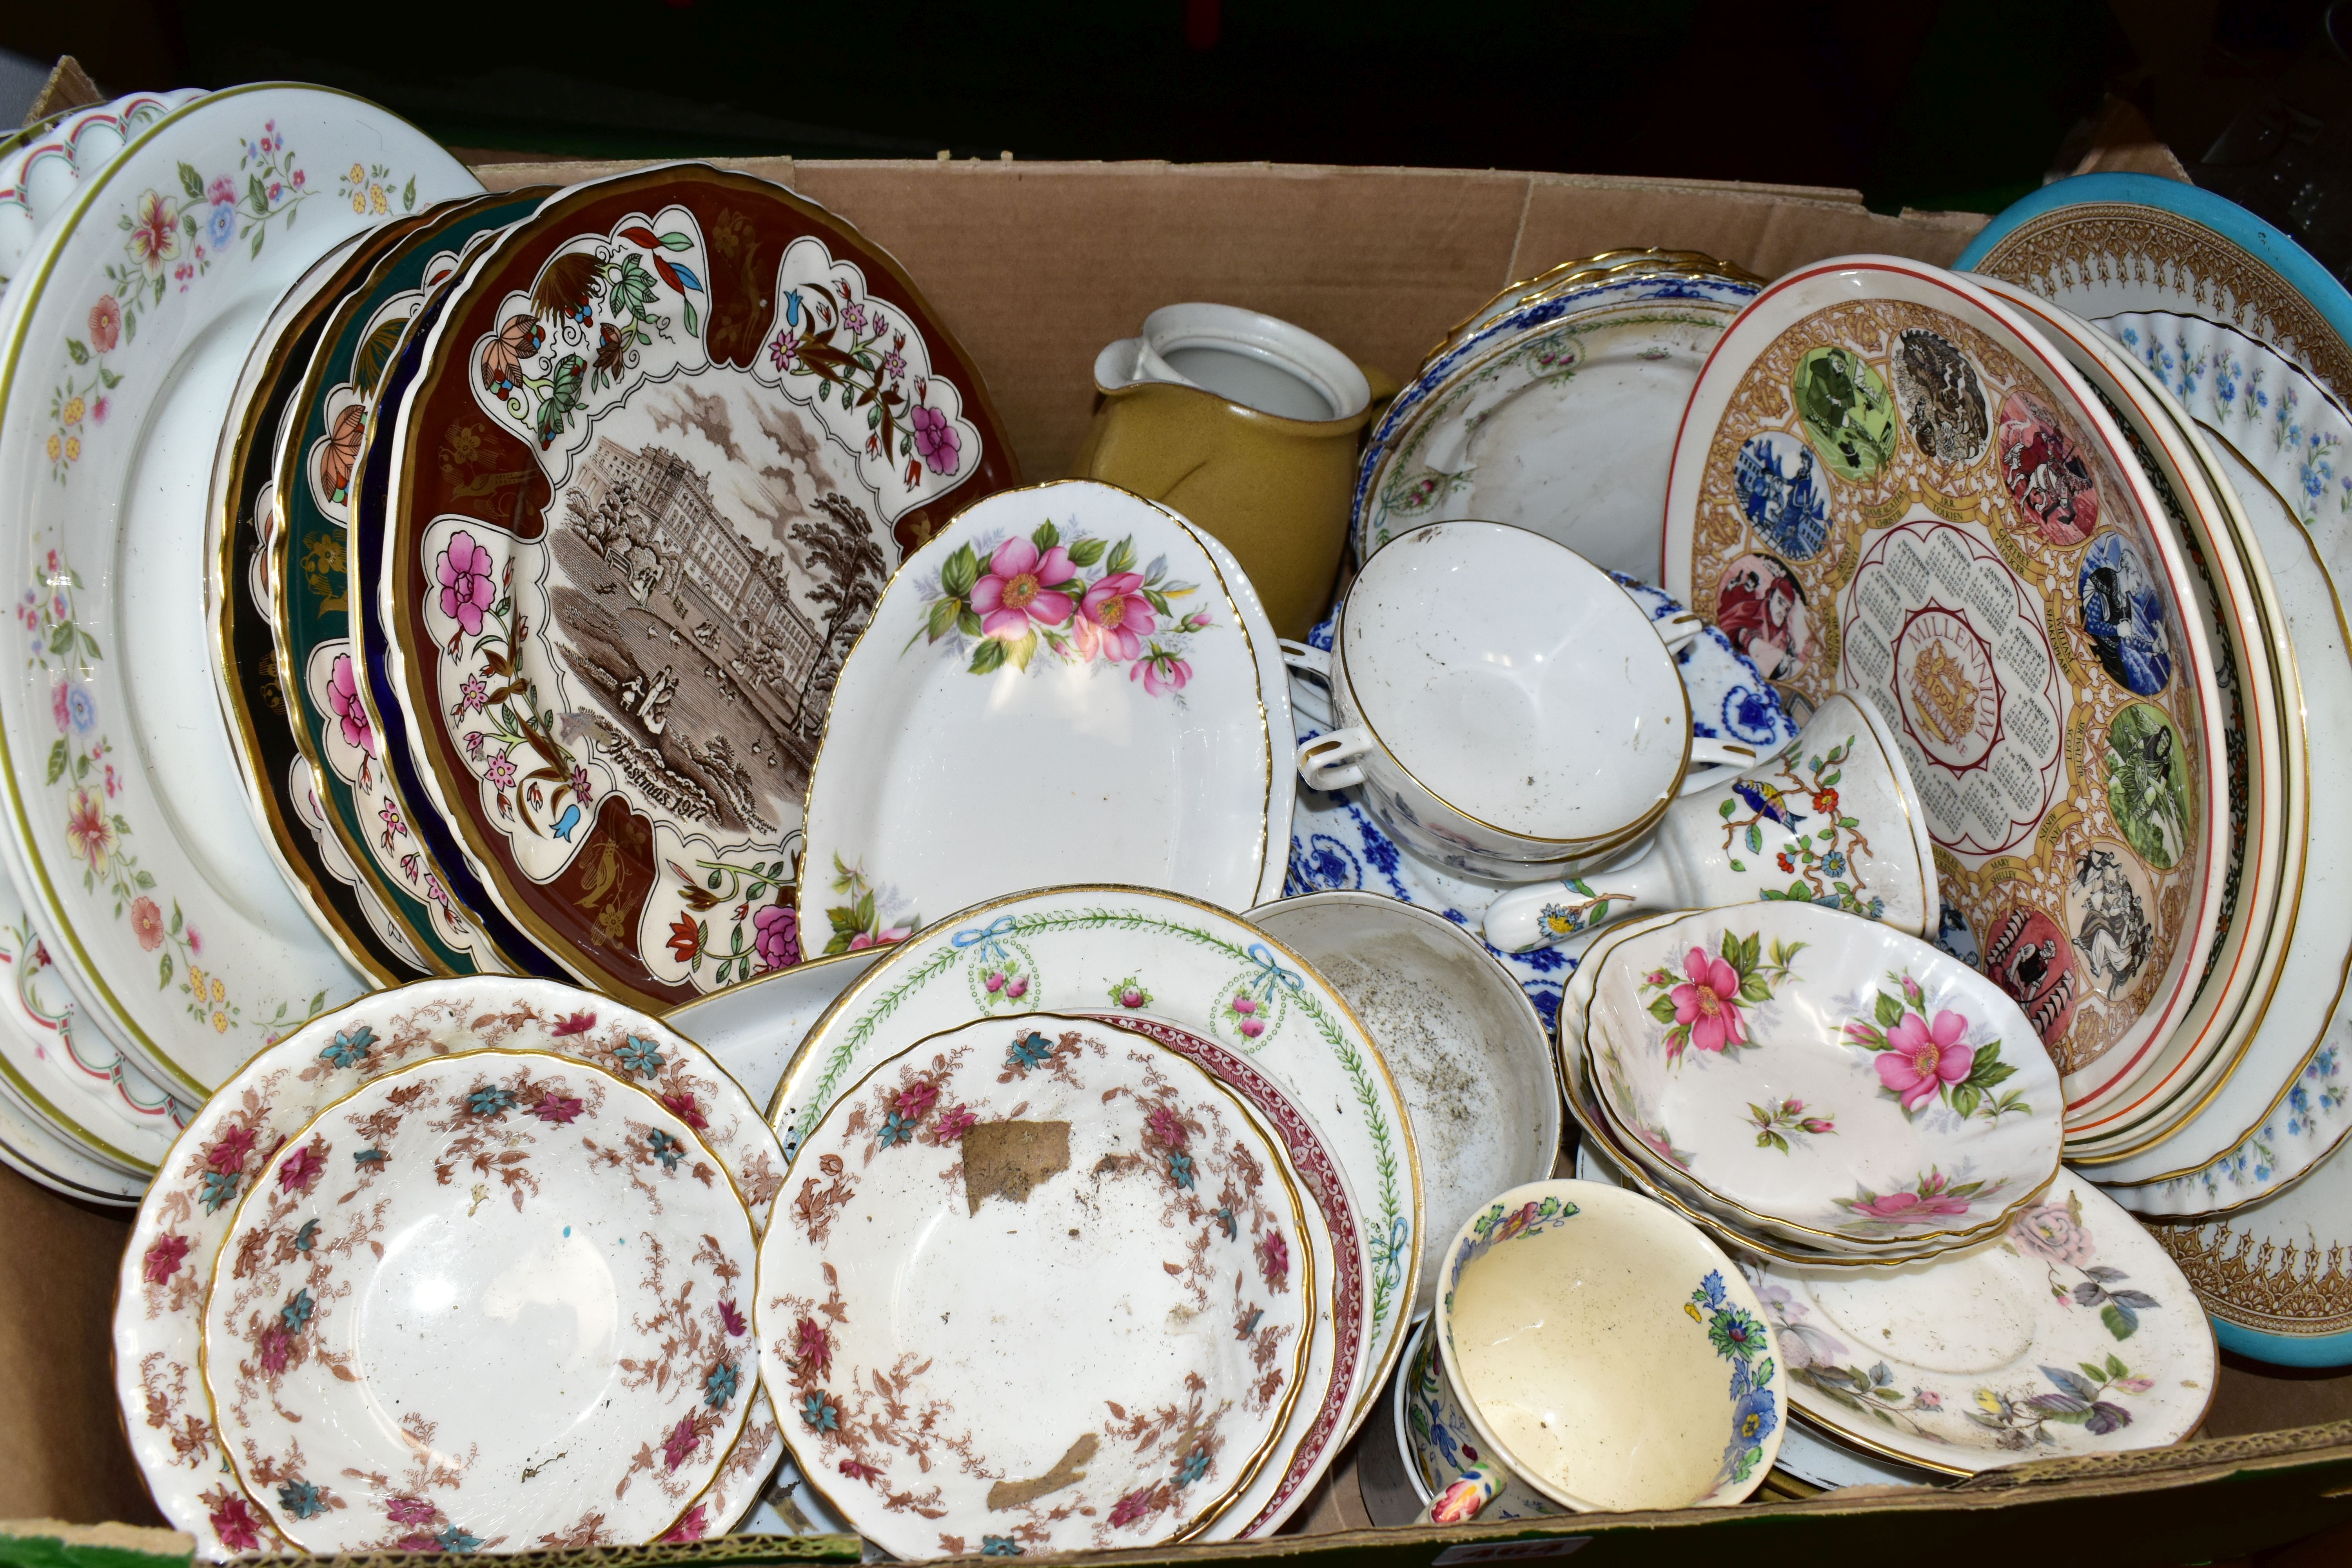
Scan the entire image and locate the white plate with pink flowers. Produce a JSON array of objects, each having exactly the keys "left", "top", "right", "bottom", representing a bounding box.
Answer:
[
  {"left": 1746, "top": 1167, "right": 2213, "bottom": 1472},
  {"left": 1583, "top": 901, "right": 2062, "bottom": 1260},
  {"left": 796, "top": 479, "right": 1280, "bottom": 949}
]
